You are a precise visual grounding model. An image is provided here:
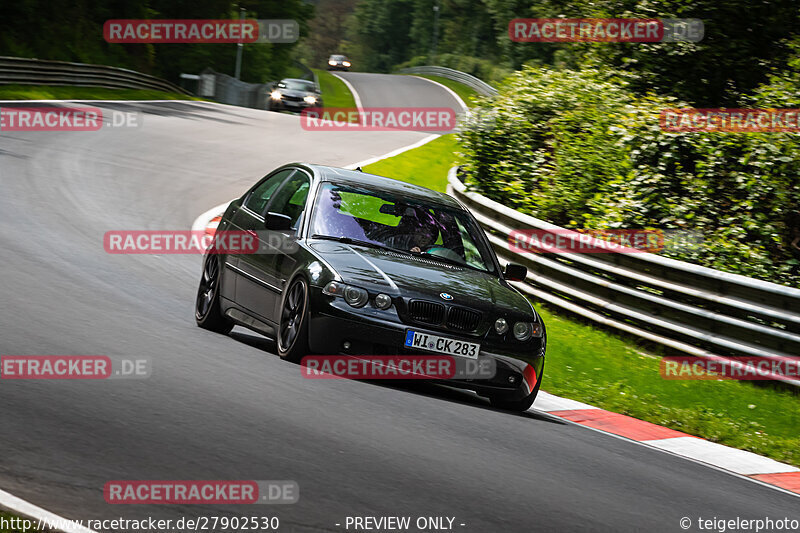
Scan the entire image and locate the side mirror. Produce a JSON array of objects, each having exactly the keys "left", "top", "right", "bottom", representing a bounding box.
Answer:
[
  {"left": 504, "top": 263, "right": 527, "bottom": 282},
  {"left": 265, "top": 212, "right": 293, "bottom": 231}
]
